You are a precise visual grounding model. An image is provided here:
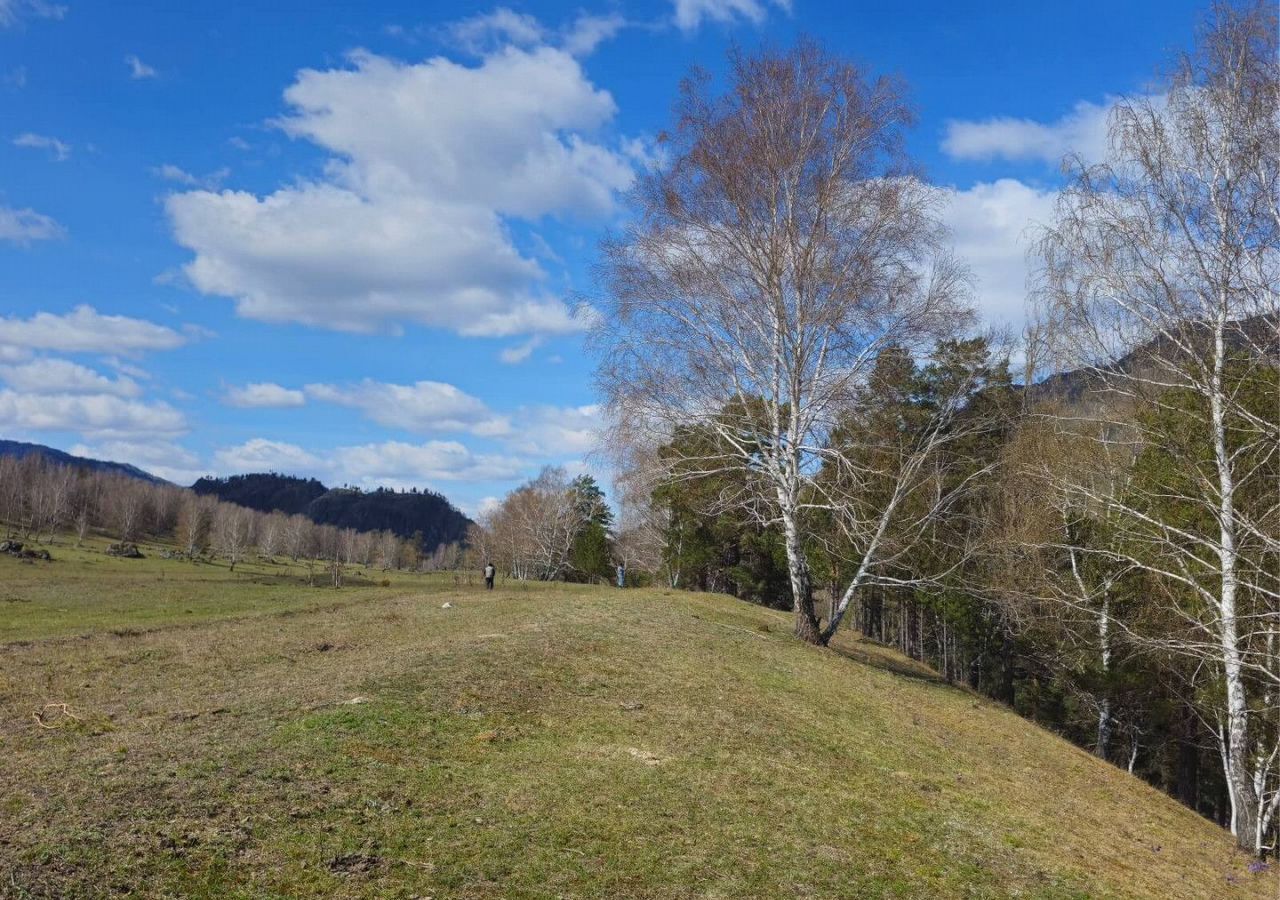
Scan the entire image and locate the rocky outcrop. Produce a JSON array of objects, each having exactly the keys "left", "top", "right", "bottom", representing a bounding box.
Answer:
[
  {"left": 105, "top": 542, "right": 144, "bottom": 559},
  {"left": 0, "top": 540, "right": 52, "bottom": 560}
]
